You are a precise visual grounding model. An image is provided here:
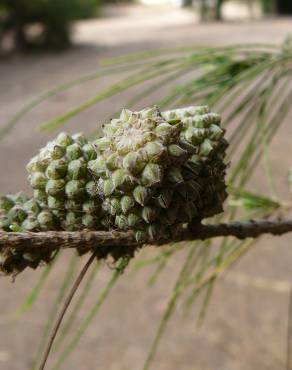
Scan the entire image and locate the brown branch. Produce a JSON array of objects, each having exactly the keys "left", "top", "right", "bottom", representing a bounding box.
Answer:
[
  {"left": 1, "top": 219, "right": 292, "bottom": 275},
  {"left": 1, "top": 219, "right": 292, "bottom": 253},
  {"left": 189, "top": 219, "right": 292, "bottom": 240}
]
